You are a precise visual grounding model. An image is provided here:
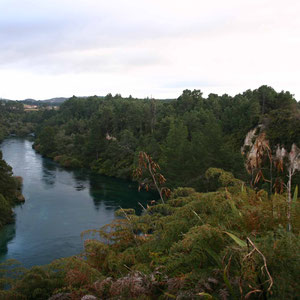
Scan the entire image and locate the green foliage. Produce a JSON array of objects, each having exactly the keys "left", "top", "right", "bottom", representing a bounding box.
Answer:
[
  {"left": 0, "top": 100, "right": 34, "bottom": 140},
  {"left": 292, "top": 185, "right": 298, "bottom": 209},
  {"left": 223, "top": 231, "right": 247, "bottom": 248},
  {"left": 171, "top": 187, "right": 196, "bottom": 198},
  {"left": 0, "top": 151, "right": 23, "bottom": 229},
  {"left": 266, "top": 108, "right": 300, "bottom": 149},
  {"left": 12, "top": 266, "right": 63, "bottom": 299},
  {"left": 54, "top": 155, "right": 83, "bottom": 168},
  {"left": 159, "top": 119, "right": 191, "bottom": 186},
  {"left": 0, "top": 151, "right": 17, "bottom": 203},
  {"left": 205, "top": 168, "right": 243, "bottom": 191},
  {"left": 115, "top": 208, "right": 136, "bottom": 217},
  {"left": 0, "top": 194, "right": 13, "bottom": 227},
  {"left": 27, "top": 86, "right": 299, "bottom": 194},
  {"left": 36, "top": 126, "right": 57, "bottom": 156},
  {"left": 167, "top": 225, "right": 225, "bottom": 275},
  {"left": 1, "top": 86, "right": 299, "bottom": 298},
  {"left": 1, "top": 171, "right": 300, "bottom": 299}
]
